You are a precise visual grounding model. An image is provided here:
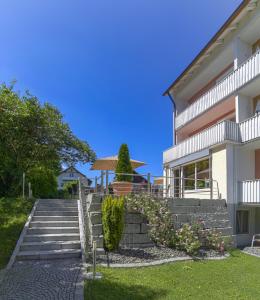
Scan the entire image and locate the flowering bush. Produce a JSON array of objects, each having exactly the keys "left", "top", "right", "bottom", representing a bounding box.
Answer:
[
  {"left": 125, "top": 193, "right": 175, "bottom": 247},
  {"left": 174, "top": 224, "right": 201, "bottom": 255}
]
